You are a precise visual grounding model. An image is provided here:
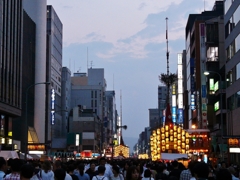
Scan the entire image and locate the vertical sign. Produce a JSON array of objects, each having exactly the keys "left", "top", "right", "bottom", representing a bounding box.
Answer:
[
  {"left": 177, "top": 53, "right": 184, "bottom": 125},
  {"left": 51, "top": 89, "right": 55, "bottom": 125},
  {"left": 199, "top": 23, "right": 208, "bottom": 129}
]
